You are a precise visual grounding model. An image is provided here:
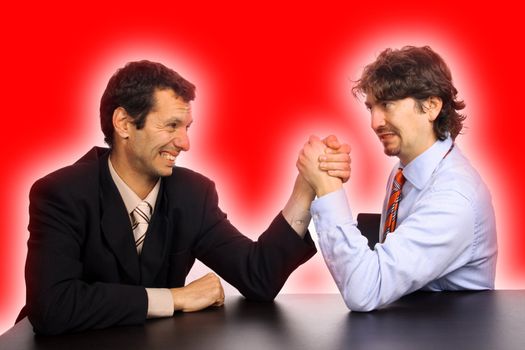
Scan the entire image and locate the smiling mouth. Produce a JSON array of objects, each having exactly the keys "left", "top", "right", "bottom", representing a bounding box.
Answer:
[{"left": 160, "top": 151, "right": 177, "bottom": 161}]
